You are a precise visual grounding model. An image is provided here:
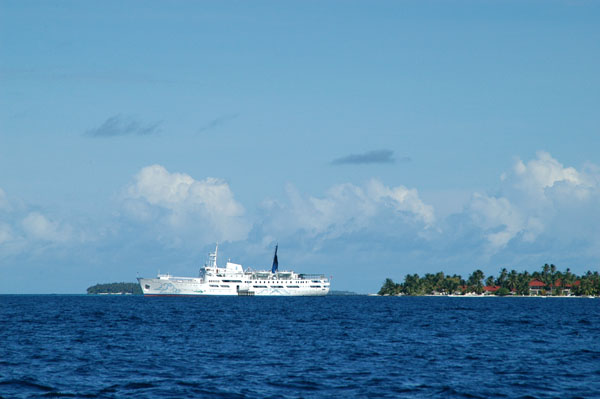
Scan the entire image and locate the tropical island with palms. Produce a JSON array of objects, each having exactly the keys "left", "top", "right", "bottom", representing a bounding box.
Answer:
[{"left": 378, "top": 264, "right": 600, "bottom": 297}]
